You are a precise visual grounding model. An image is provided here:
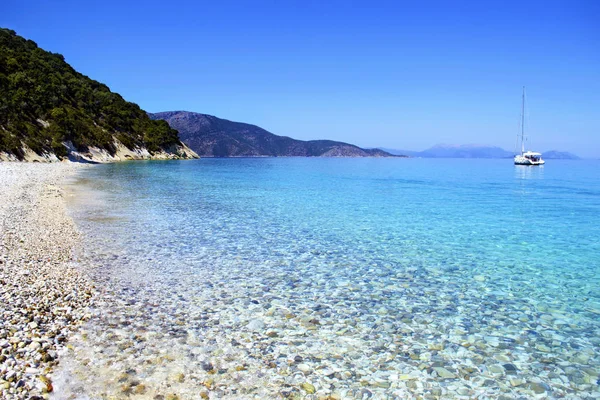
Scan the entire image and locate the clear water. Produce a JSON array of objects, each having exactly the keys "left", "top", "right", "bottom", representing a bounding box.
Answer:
[{"left": 56, "top": 158, "right": 600, "bottom": 399}]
